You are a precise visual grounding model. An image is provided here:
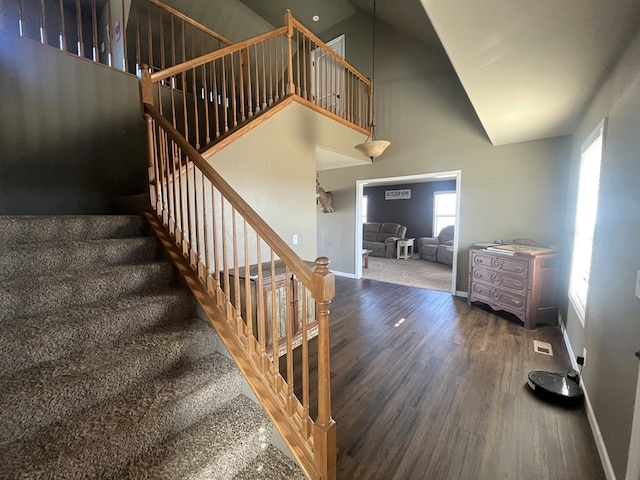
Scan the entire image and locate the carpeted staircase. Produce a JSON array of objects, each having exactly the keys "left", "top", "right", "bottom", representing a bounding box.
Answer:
[{"left": 0, "top": 215, "right": 304, "bottom": 479}]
